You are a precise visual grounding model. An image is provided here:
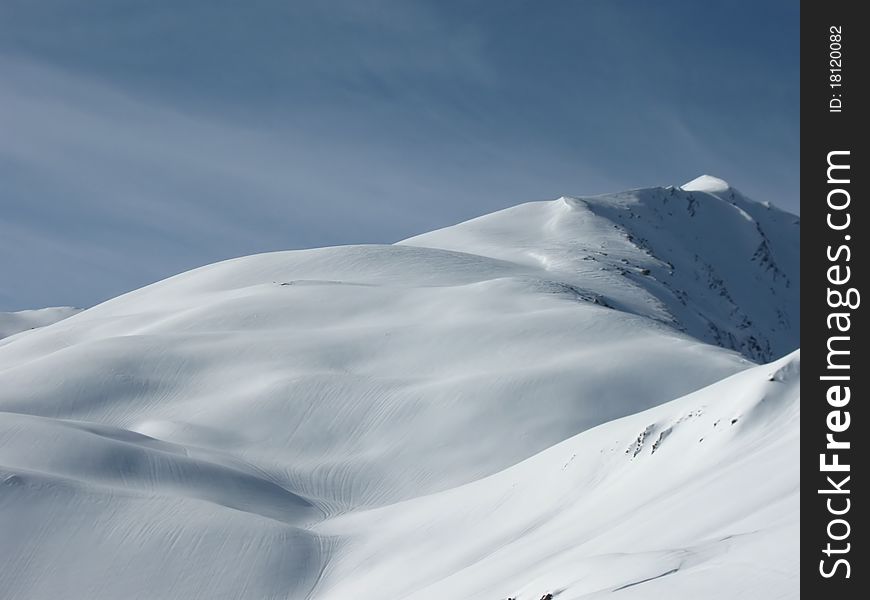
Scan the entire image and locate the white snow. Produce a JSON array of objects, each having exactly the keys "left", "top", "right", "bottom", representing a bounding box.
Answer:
[
  {"left": 0, "top": 306, "right": 81, "bottom": 340},
  {"left": 681, "top": 174, "right": 732, "bottom": 193},
  {"left": 0, "top": 179, "right": 799, "bottom": 599}
]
